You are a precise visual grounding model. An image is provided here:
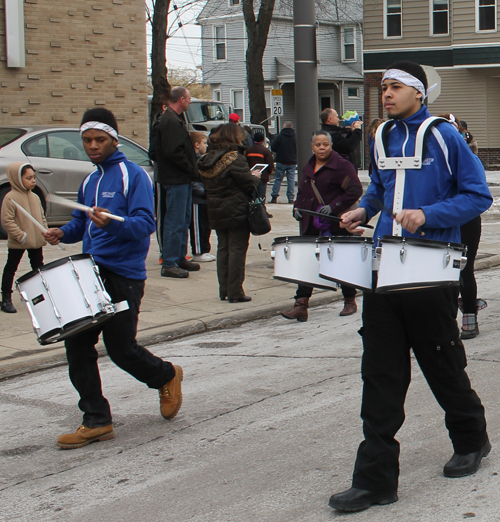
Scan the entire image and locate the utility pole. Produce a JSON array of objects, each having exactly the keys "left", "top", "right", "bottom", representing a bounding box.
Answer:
[{"left": 293, "top": 0, "right": 319, "bottom": 176}]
